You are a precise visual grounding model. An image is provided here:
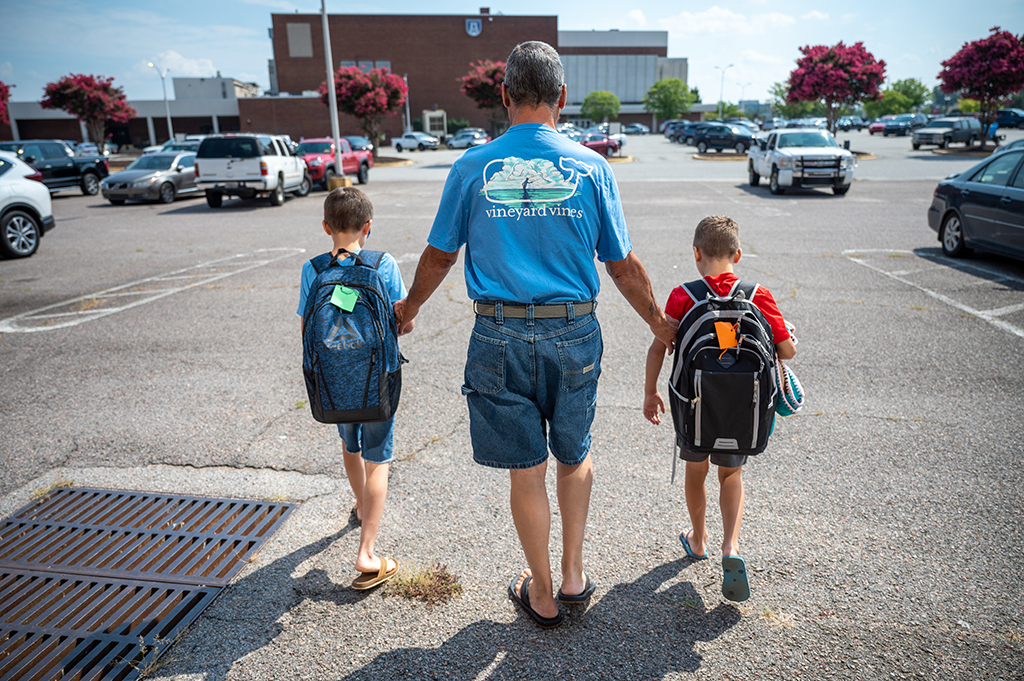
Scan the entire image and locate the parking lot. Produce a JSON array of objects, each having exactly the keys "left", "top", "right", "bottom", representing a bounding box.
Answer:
[{"left": 1, "top": 128, "right": 1022, "bottom": 679}]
